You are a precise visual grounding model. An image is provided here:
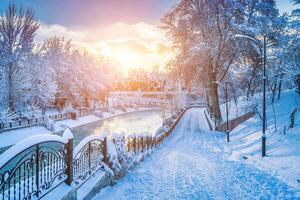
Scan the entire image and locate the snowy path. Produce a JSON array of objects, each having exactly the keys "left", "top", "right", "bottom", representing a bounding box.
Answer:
[{"left": 94, "top": 108, "right": 299, "bottom": 200}]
